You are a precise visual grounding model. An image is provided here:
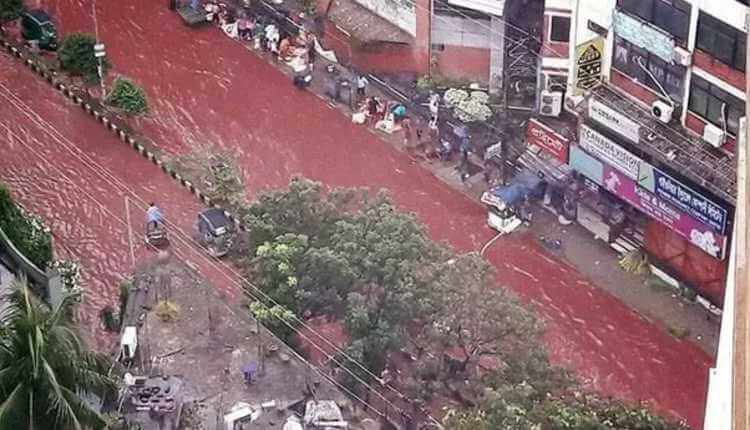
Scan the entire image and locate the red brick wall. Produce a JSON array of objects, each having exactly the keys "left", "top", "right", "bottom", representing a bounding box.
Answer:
[
  {"left": 541, "top": 15, "right": 569, "bottom": 58},
  {"left": 316, "top": 0, "right": 430, "bottom": 75},
  {"left": 433, "top": 45, "right": 490, "bottom": 82},
  {"left": 693, "top": 49, "right": 745, "bottom": 92},
  {"left": 609, "top": 69, "right": 660, "bottom": 107},
  {"left": 321, "top": 24, "right": 425, "bottom": 73},
  {"left": 685, "top": 111, "right": 737, "bottom": 153}
]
